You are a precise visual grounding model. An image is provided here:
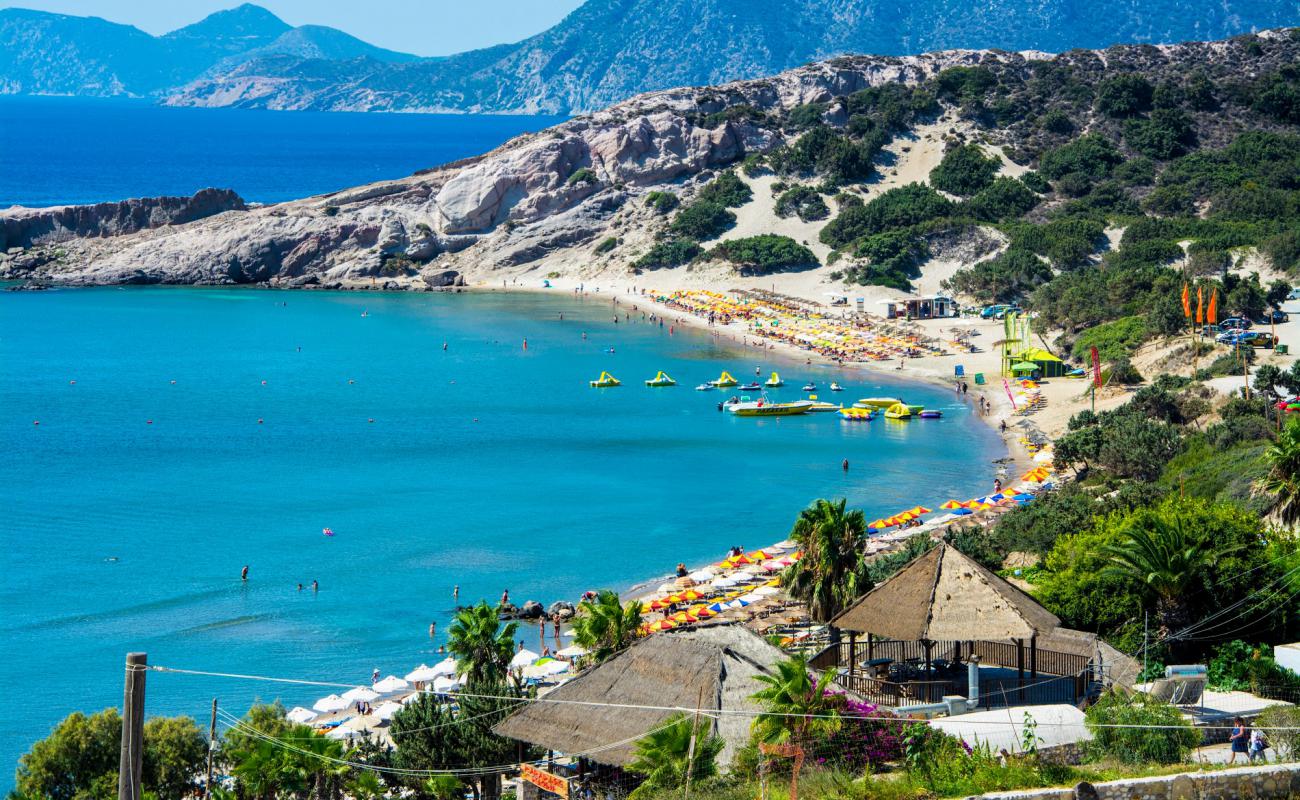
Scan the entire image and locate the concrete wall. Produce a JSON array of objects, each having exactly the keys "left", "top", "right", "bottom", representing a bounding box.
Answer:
[{"left": 980, "top": 762, "right": 1300, "bottom": 799}]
